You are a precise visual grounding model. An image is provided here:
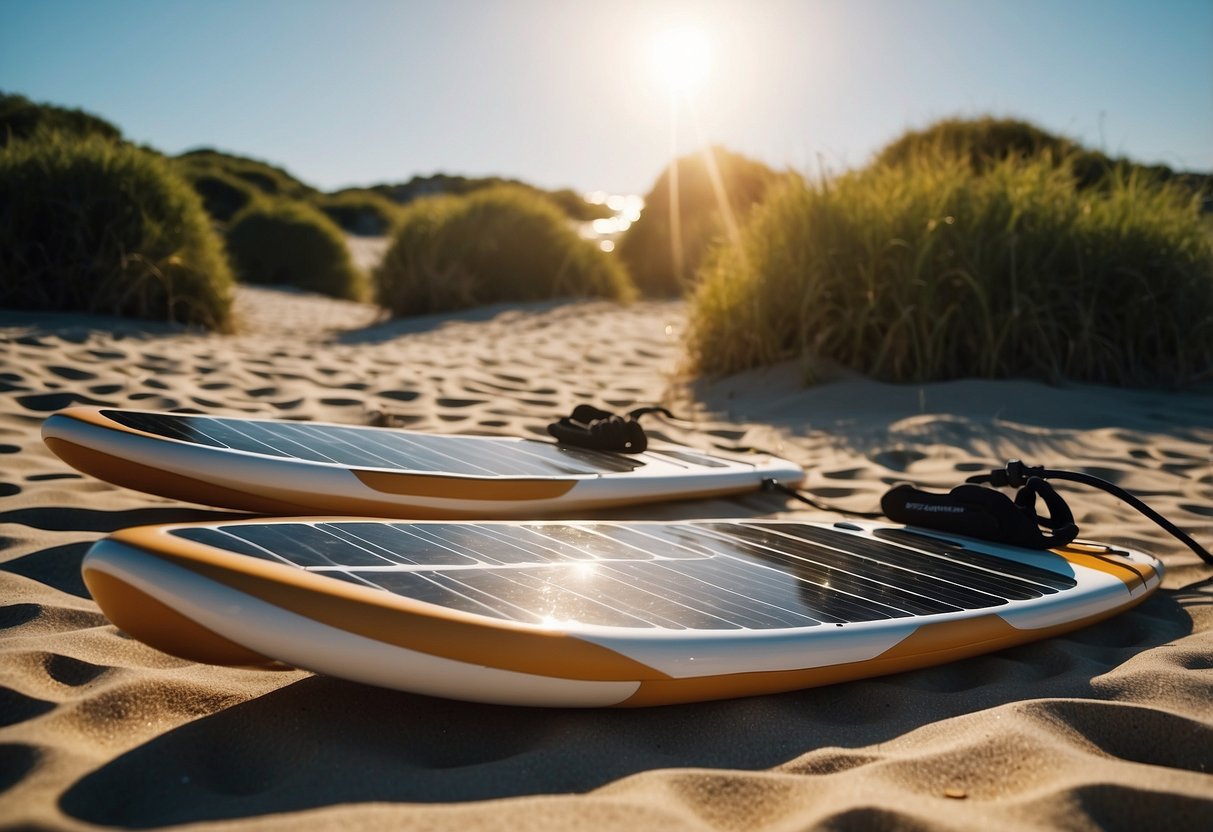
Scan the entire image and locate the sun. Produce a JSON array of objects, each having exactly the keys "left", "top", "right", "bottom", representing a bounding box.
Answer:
[{"left": 649, "top": 24, "right": 712, "bottom": 94}]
